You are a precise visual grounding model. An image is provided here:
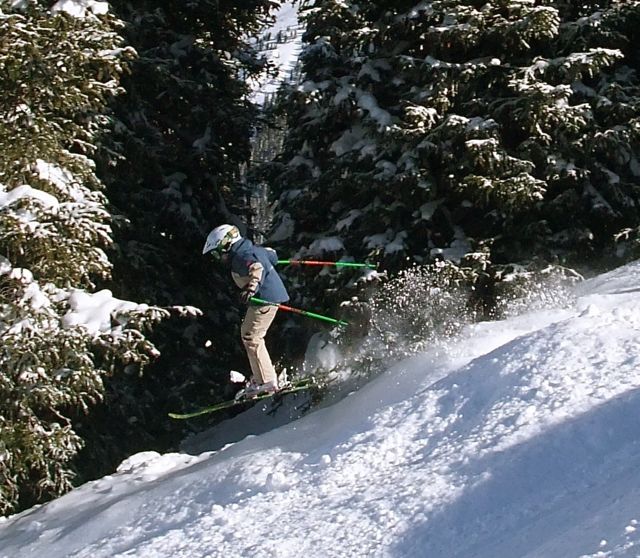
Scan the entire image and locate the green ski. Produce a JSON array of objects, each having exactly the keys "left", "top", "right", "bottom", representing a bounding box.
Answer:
[{"left": 168, "top": 377, "right": 316, "bottom": 420}]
